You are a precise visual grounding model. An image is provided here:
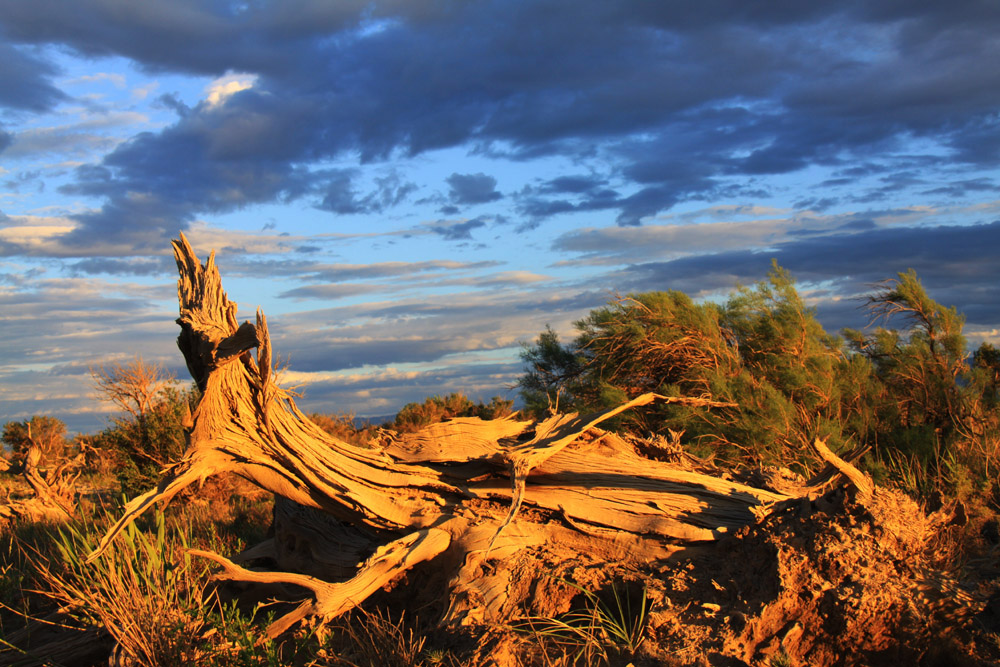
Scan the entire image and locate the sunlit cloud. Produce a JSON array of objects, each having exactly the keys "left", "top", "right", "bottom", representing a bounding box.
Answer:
[{"left": 203, "top": 72, "right": 258, "bottom": 108}]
